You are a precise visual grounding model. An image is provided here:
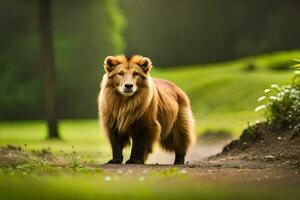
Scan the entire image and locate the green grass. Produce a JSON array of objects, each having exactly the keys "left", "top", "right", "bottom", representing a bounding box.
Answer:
[
  {"left": 0, "top": 167, "right": 299, "bottom": 200},
  {"left": 0, "top": 172, "right": 300, "bottom": 200},
  {"left": 0, "top": 120, "right": 111, "bottom": 164}
]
